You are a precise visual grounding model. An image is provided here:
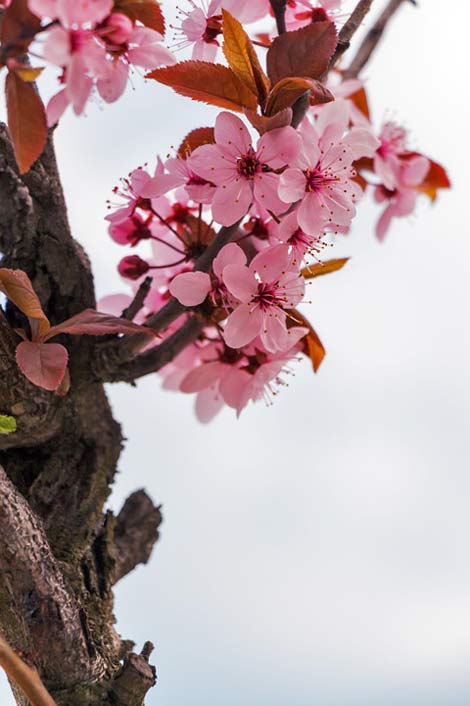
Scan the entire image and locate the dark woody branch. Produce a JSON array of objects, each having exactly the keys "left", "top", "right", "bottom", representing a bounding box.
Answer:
[{"left": 344, "top": 0, "right": 416, "bottom": 78}]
